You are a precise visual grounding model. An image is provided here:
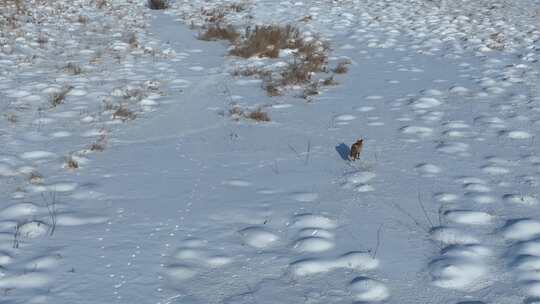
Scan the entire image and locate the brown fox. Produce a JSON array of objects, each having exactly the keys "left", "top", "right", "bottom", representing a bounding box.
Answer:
[{"left": 349, "top": 139, "right": 363, "bottom": 161}]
